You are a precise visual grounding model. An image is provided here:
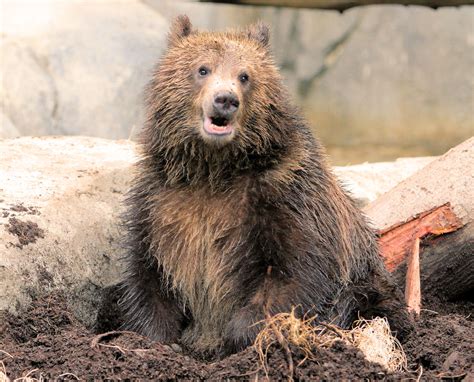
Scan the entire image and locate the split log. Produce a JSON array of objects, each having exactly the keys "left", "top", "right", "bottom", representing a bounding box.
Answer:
[
  {"left": 378, "top": 203, "right": 463, "bottom": 273},
  {"left": 410, "top": 223, "right": 473, "bottom": 301},
  {"left": 365, "top": 138, "right": 474, "bottom": 303}
]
